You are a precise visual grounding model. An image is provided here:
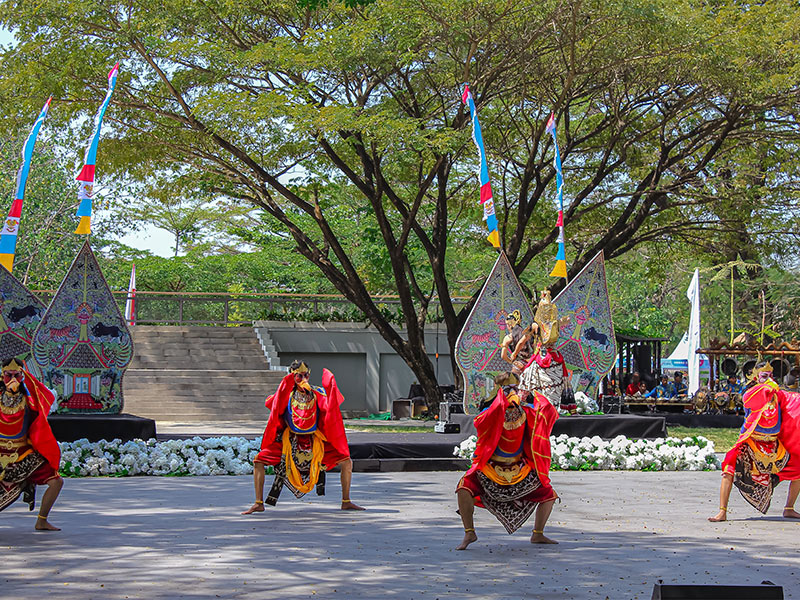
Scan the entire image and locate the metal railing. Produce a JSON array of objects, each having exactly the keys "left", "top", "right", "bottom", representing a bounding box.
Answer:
[{"left": 32, "top": 290, "right": 470, "bottom": 327}]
